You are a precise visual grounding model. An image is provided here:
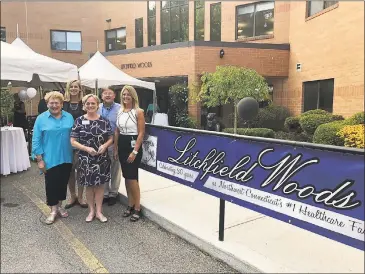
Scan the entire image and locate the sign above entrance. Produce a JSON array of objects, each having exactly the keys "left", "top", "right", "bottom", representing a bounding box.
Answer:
[{"left": 121, "top": 62, "right": 152, "bottom": 69}]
